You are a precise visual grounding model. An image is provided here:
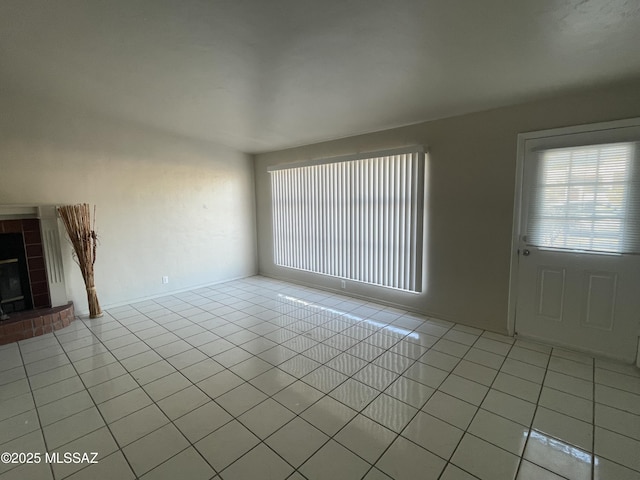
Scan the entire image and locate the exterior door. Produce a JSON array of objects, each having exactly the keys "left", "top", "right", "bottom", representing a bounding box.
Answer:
[{"left": 514, "top": 124, "right": 640, "bottom": 363}]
